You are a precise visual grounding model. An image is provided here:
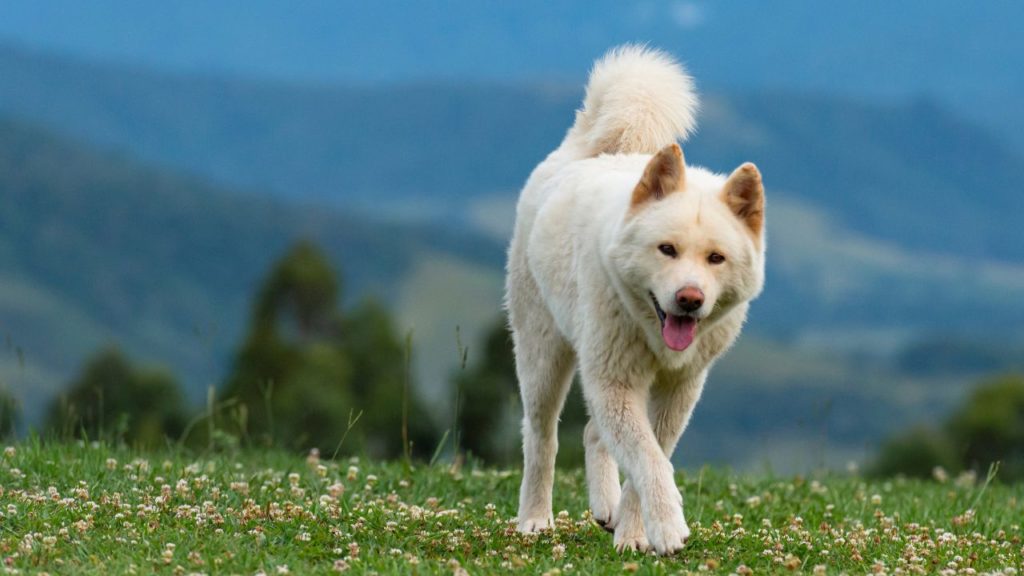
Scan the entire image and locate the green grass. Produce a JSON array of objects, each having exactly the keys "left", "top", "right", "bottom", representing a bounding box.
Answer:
[{"left": 1, "top": 442, "right": 1022, "bottom": 574}]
